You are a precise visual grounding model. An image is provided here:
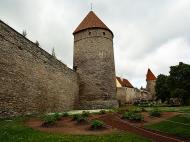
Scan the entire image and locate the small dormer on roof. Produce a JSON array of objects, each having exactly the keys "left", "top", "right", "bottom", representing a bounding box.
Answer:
[
  {"left": 73, "top": 11, "right": 113, "bottom": 35},
  {"left": 146, "top": 68, "right": 157, "bottom": 81}
]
